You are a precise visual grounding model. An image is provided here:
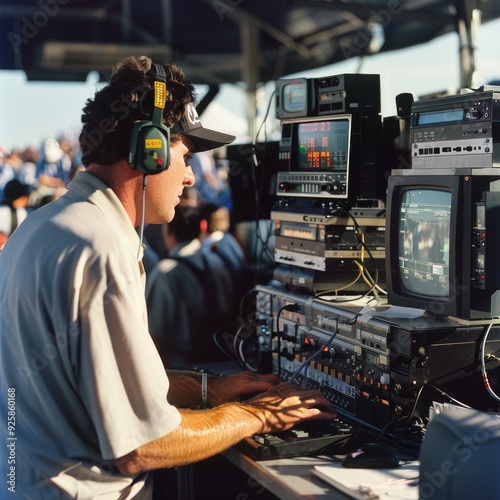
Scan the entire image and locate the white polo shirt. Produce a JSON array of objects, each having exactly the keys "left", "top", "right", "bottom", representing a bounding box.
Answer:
[{"left": 0, "top": 172, "right": 181, "bottom": 499}]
